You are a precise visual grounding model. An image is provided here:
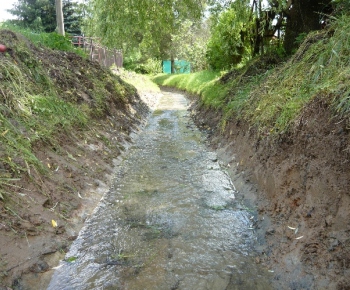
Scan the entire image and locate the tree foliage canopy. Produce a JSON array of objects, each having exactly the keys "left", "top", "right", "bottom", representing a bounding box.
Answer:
[
  {"left": 88, "top": 0, "right": 206, "bottom": 50},
  {"left": 7, "top": 0, "right": 335, "bottom": 72},
  {"left": 206, "top": 0, "right": 332, "bottom": 69},
  {"left": 206, "top": 1, "right": 252, "bottom": 69},
  {"left": 8, "top": 0, "right": 85, "bottom": 34}
]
